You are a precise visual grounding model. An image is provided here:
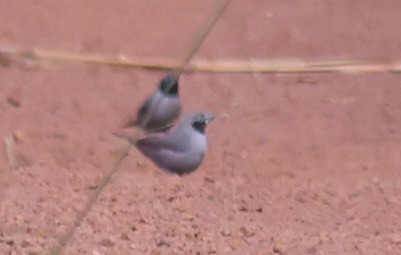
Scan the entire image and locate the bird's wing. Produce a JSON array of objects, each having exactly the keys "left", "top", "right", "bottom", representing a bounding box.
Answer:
[
  {"left": 135, "top": 135, "right": 195, "bottom": 175},
  {"left": 121, "top": 96, "right": 153, "bottom": 128},
  {"left": 136, "top": 96, "right": 152, "bottom": 120},
  {"left": 135, "top": 135, "right": 182, "bottom": 152}
]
